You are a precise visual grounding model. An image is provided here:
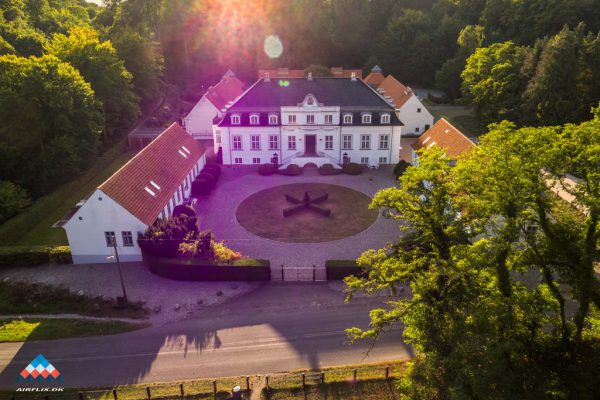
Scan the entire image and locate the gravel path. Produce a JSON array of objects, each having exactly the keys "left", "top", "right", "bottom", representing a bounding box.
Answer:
[
  {"left": 195, "top": 166, "right": 402, "bottom": 272},
  {"left": 0, "top": 263, "right": 260, "bottom": 325}
]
